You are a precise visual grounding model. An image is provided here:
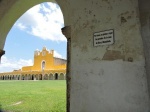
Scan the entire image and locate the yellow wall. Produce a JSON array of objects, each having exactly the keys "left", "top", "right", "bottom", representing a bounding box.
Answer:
[
  {"left": 22, "top": 66, "right": 32, "bottom": 71},
  {"left": 53, "top": 65, "right": 66, "bottom": 70},
  {"left": 22, "top": 47, "right": 66, "bottom": 72},
  {"left": 32, "top": 49, "right": 54, "bottom": 71}
]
